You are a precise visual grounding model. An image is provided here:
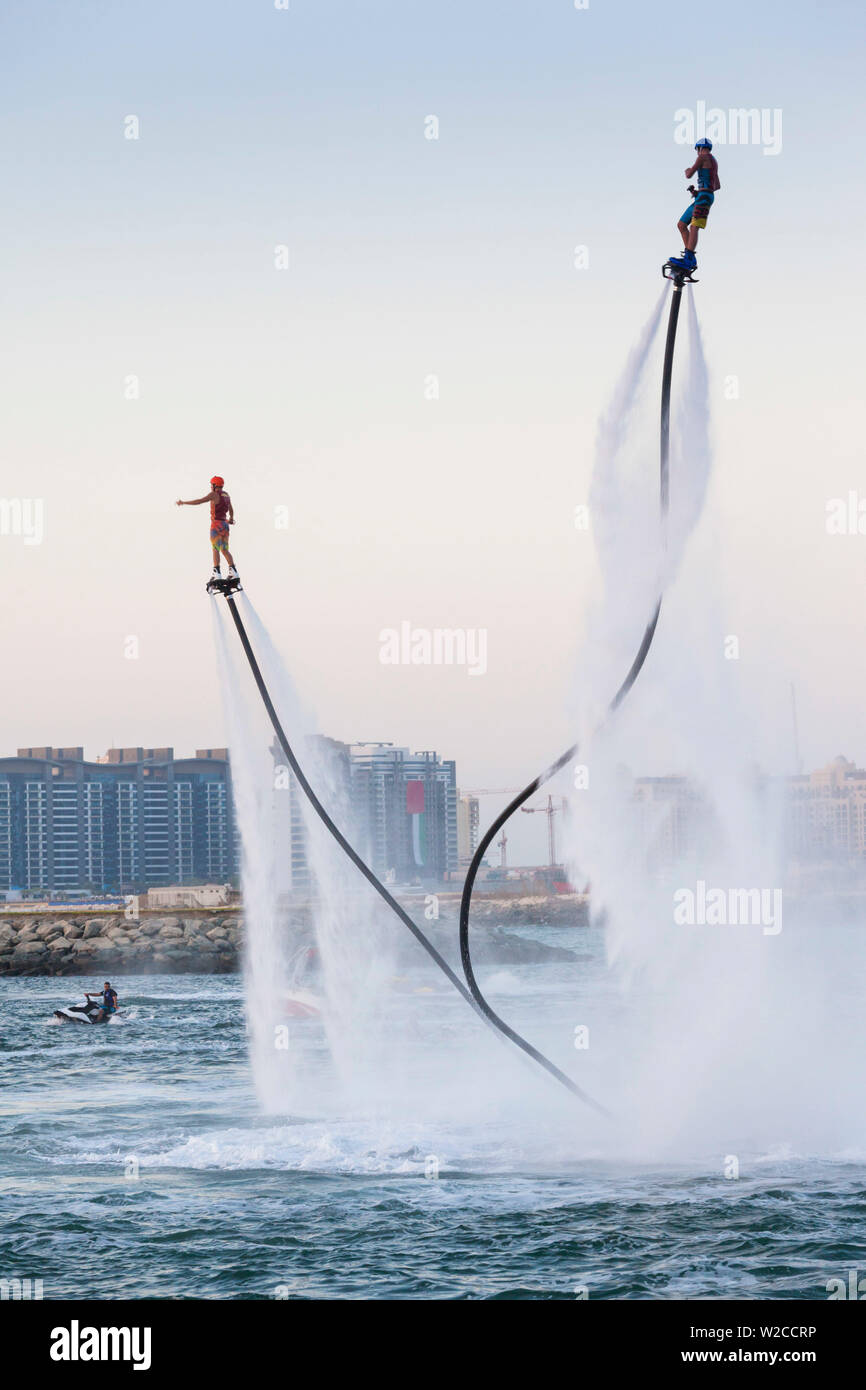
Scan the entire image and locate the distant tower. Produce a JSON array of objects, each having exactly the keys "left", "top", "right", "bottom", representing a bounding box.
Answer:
[{"left": 496, "top": 826, "right": 508, "bottom": 868}]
